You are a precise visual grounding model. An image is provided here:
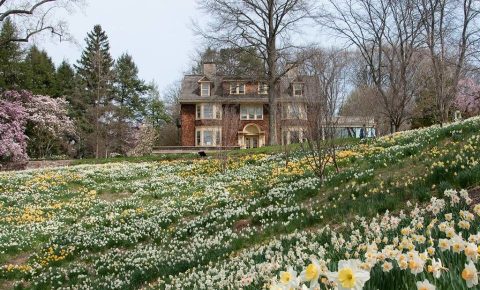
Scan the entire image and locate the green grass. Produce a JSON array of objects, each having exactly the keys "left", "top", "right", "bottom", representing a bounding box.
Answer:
[
  {"left": 71, "top": 138, "right": 360, "bottom": 166},
  {"left": 2, "top": 119, "right": 480, "bottom": 289}
]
